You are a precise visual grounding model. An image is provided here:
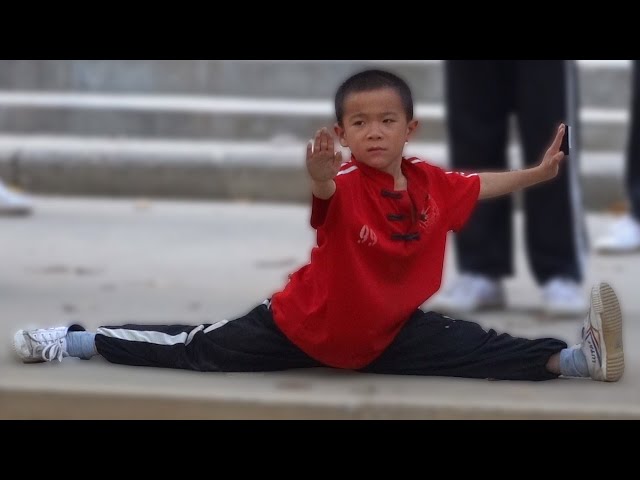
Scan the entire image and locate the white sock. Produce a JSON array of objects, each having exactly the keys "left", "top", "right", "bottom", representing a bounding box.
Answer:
[
  {"left": 559, "top": 346, "right": 590, "bottom": 377},
  {"left": 66, "top": 331, "right": 98, "bottom": 359}
]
